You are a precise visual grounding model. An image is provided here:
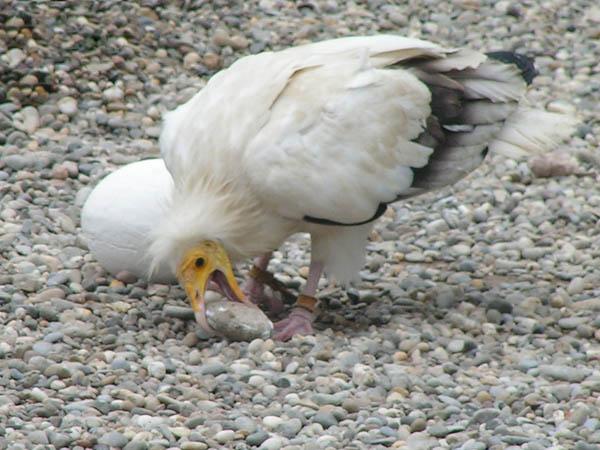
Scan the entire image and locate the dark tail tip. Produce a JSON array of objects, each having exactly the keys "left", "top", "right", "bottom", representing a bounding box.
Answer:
[{"left": 486, "top": 51, "right": 538, "bottom": 85}]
